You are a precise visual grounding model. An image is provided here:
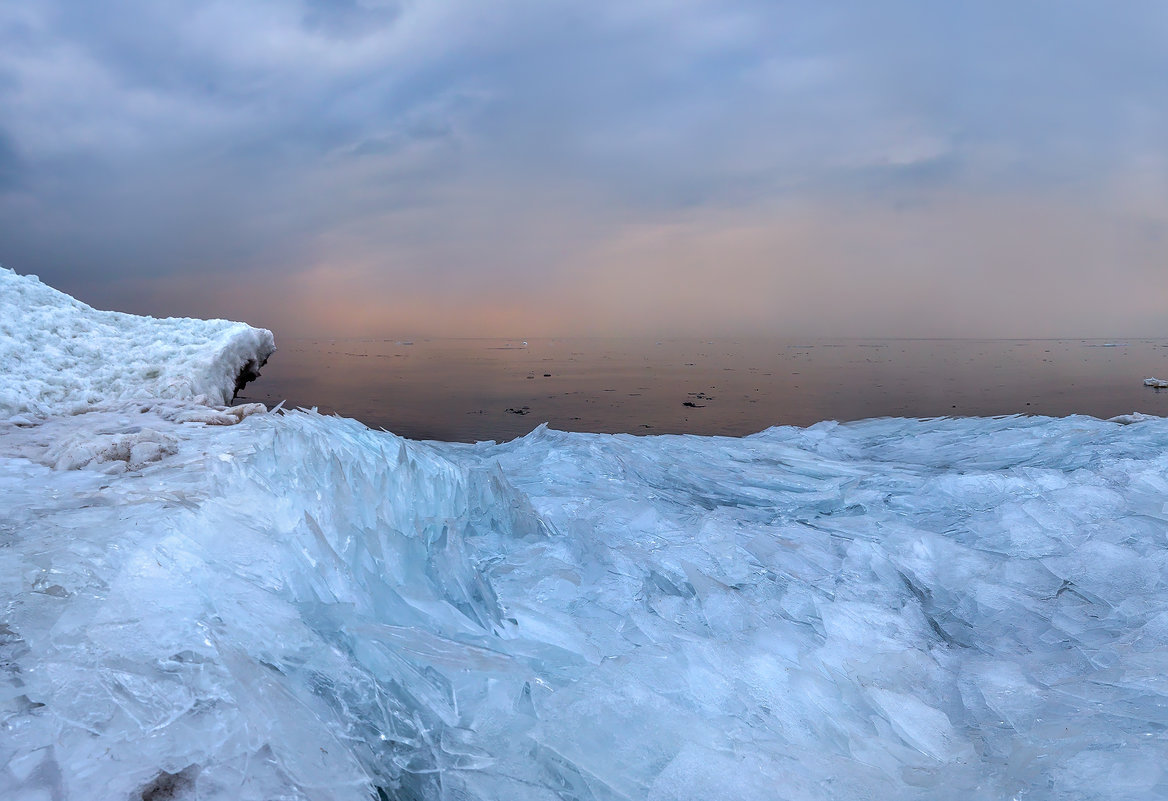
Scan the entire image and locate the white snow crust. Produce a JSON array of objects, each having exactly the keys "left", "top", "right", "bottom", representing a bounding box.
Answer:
[
  {"left": 2, "top": 274, "right": 1168, "bottom": 800},
  {"left": 0, "top": 267, "right": 274, "bottom": 418}
]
